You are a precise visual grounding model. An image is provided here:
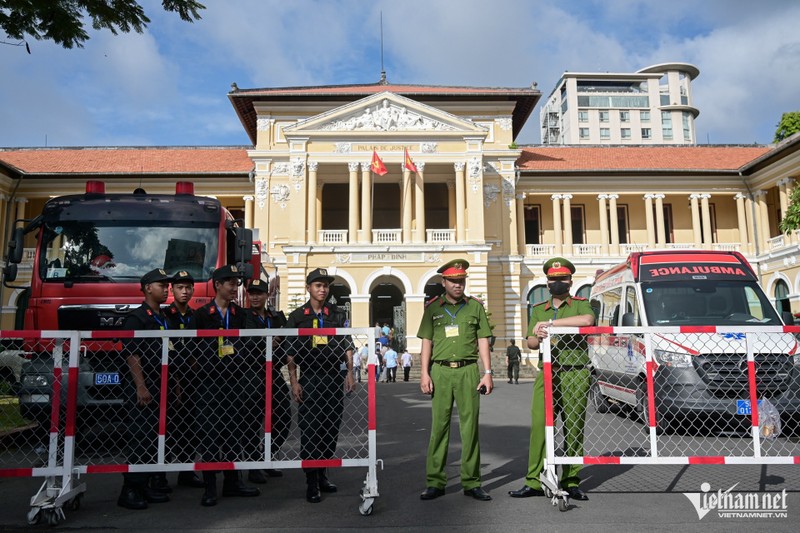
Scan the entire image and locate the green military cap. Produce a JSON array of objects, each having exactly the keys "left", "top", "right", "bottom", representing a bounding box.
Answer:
[
  {"left": 437, "top": 258, "right": 470, "bottom": 279},
  {"left": 543, "top": 257, "right": 575, "bottom": 277}
]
